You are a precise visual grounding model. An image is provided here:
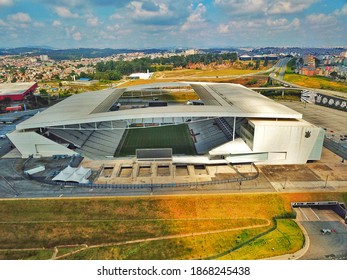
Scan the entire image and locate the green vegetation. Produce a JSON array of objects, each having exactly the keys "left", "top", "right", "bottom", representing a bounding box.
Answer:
[
  {"left": 116, "top": 124, "right": 196, "bottom": 156},
  {"left": 90, "top": 53, "right": 238, "bottom": 81},
  {"left": 0, "top": 192, "right": 344, "bottom": 260},
  {"left": 62, "top": 227, "right": 267, "bottom": 260},
  {"left": 0, "top": 249, "right": 53, "bottom": 260},
  {"left": 246, "top": 78, "right": 258, "bottom": 85},
  {"left": 285, "top": 58, "right": 297, "bottom": 74},
  {"left": 261, "top": 89, "right": 302, "bottom": 101},
  {"left": 218, "top": 219, "right": 304, "bottom": 260}
]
